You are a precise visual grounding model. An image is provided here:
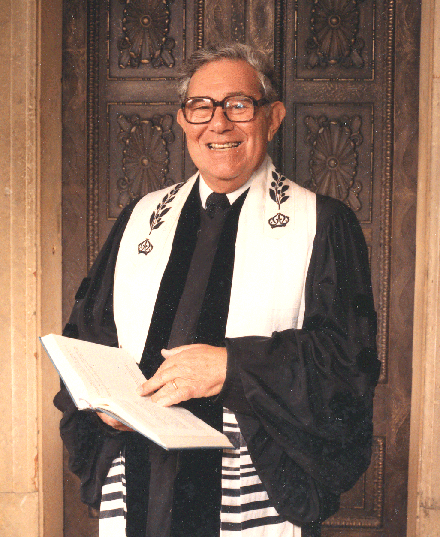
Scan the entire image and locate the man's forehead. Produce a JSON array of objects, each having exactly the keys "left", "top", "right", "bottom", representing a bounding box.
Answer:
[
  {"left": 186, "top": 91, "right": 254, "bottom": 100},
  {"left": 187, "top": 59, "right": 261, "bottom": 97}
]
